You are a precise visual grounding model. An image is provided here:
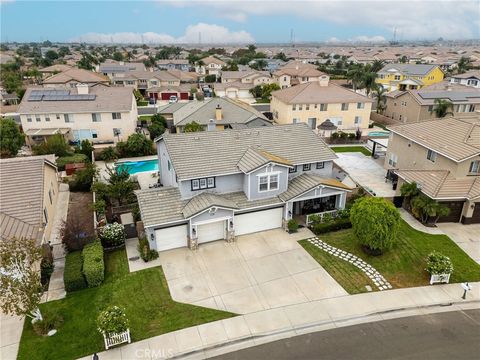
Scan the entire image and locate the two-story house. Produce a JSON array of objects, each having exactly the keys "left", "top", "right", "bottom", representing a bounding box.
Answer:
[
  {"left": 98, "top": 60, "right": 146, "bottom": 79},
  {"left": 273, "top": 61, "right": 326, "bottom": 88},
  {"left": 42, "top": 68, "right": 110, "bottom": 88},
  {"left": 214, "top": 70, "right": 273, "bottom": 101},
  {"left": 136, "top": 124, "right": 351, "bottom": 251},
  {"left": 384, "top": 82, "right": 479, "bottom": 123},
  {"left": 385, "top": 114, "right": 480, "bottom": 224},
  {"left": 156, "top": 59, "right": 190, "bottom": 72},
  {"left": 271, "top": 78, "right": 372, "bottom": 133},
  {"left": 196, "top": 56, "right": 226, "bottom": 78},
  {"left": 376, "top": 64, "right": 444, "bottom": 92},
  {"left": 18, "top": 85, "right": 138, "bottom": 146},
  {"left": 449, "top": 70, "right": 480, "bottom": 89}
]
